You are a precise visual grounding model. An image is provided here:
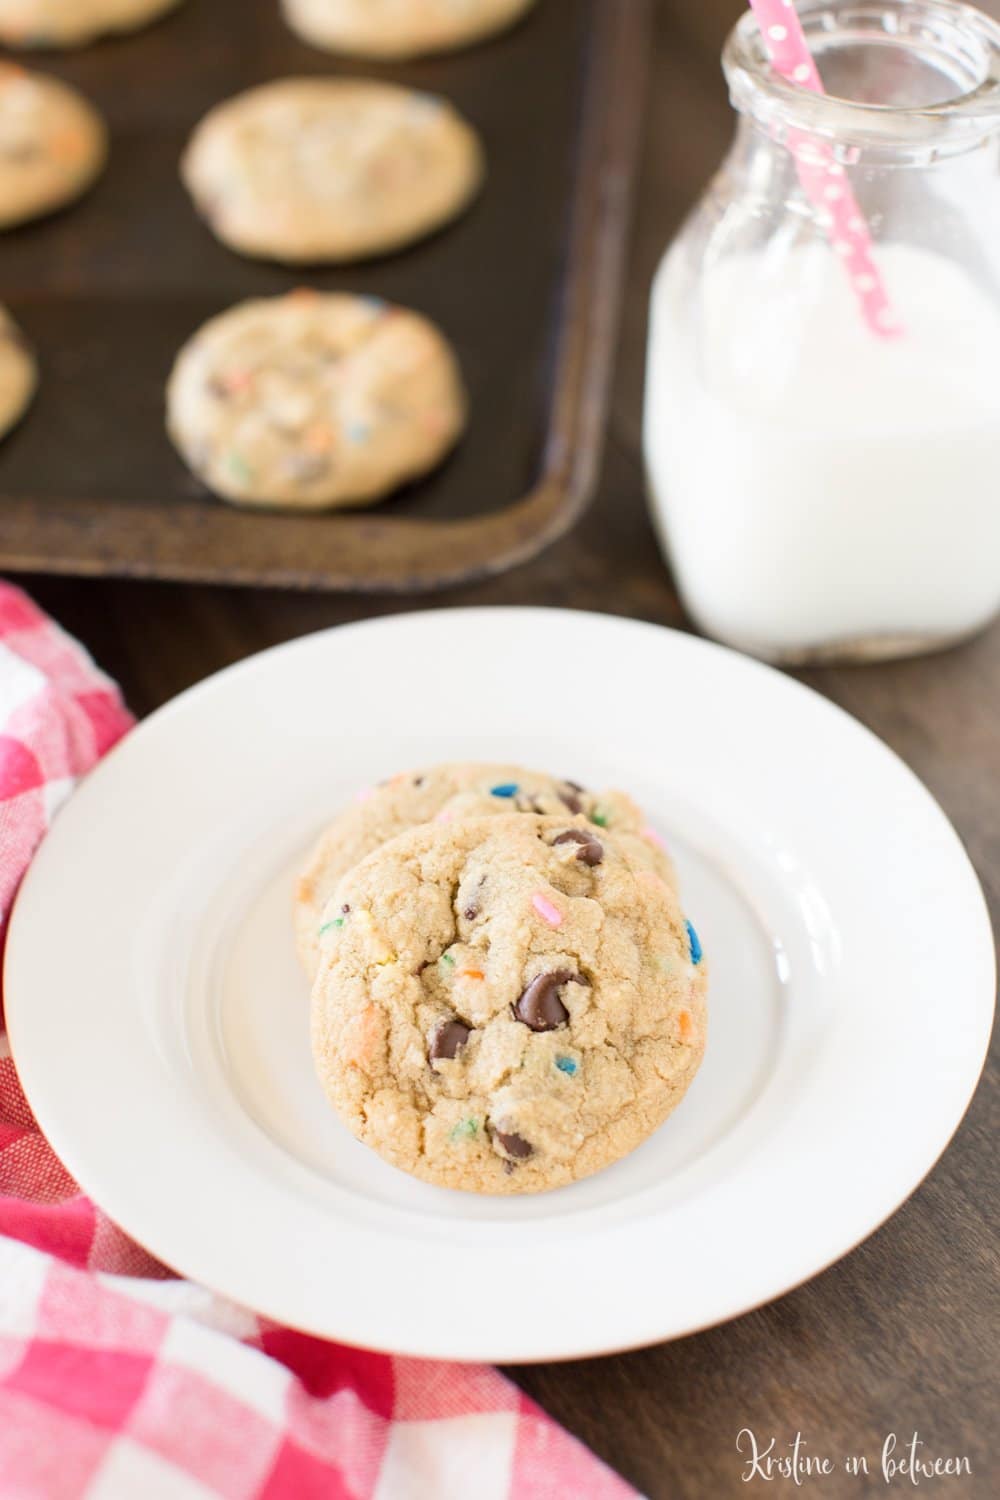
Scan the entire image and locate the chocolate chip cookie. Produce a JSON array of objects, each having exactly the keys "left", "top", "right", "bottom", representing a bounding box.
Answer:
[
  {"left": 166, "top": 290, "right": 466, "bottom": 510},
  {"left": 0, "top": 64, "right": 106, "bottom": 229},
  {"left": 0, "top": 307, "right": 36, "bottom": 439},
  {"left": 282, "top": 0, "right": 537, "bottom": 60},
  {"left": 0, "top": 0, "right": 181, "bottom": 49},
  {"left": 295, "top": 761, "right": 675, "bottom": 978},
  {"left": 310, "top": 814, "right": 707, "bottom": 1194},
  {"left": 182, "top": 78, "right": 484, "bottom": 265}
]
